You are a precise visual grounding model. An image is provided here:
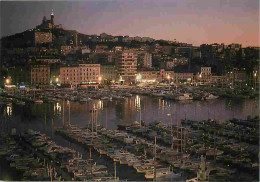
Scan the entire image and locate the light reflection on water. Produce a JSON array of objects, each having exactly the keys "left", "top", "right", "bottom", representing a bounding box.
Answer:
[
  {"left": 6, "top": 105, "right": 12, "bottom": 116},
  {"left": 135, "top": 95, "right": 141, "bottom": 111},
  {"left": 0, "top": 95, "right": 259, "bottom": 133}
]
